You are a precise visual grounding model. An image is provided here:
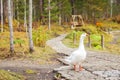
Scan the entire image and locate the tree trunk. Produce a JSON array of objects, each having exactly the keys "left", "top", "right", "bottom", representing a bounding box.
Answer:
[
  {"left": 92, "top": 10, "right": 96, "bottom": 24},
  {"left": 13, "top": 1, "right": 15, "bottom": 20},
  {"left": 70, "top": 0, "right": 75, "bottom": 15},
  {"left": 110, "top": 0, "right": 113, "bottom": 18},
  {"left": 17, "top": 0, "right": 20, "bottom": 31},
  {"left": 11, "top": 0, "right": 13, "bottom": 20},
  {"left": 3, "top": 0, "right": 8, "bottom": 22},
  {"left": 59, "top": 14, "right": 62, "bottom": 25},
  {"left": 33, "top": 5, "right": 36, "bottom": 21},
  {"left": 48, "top": 0, "right": 51, "bottom": 30},
  {"left": 24, "top": 0, "right": 27, "bottom": 27},
  {"left": 58, "top": 1, "right": 62, "bottom": 25},
  {"left": 24, "top": 0, "right": 27, "bottom": 35},
  {"left": 8, "top": 0, "right": 14, "bottom": 53},
  {"left": 28, "top": 0, "right": 34, "bottom": 53},
  {"left": 1, "top": 0, "right": 3, "bottom": 32},
  {"left": 40, "top": 0, "right": 43, "bottom": 20}
]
